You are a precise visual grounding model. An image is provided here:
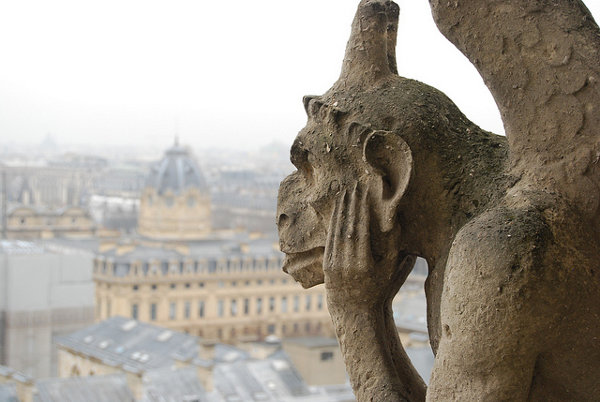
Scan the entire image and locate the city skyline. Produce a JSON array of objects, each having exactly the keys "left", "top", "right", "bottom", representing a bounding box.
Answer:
[{"left": 3, "top": 1, "right": 598, "bottom": 151}]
